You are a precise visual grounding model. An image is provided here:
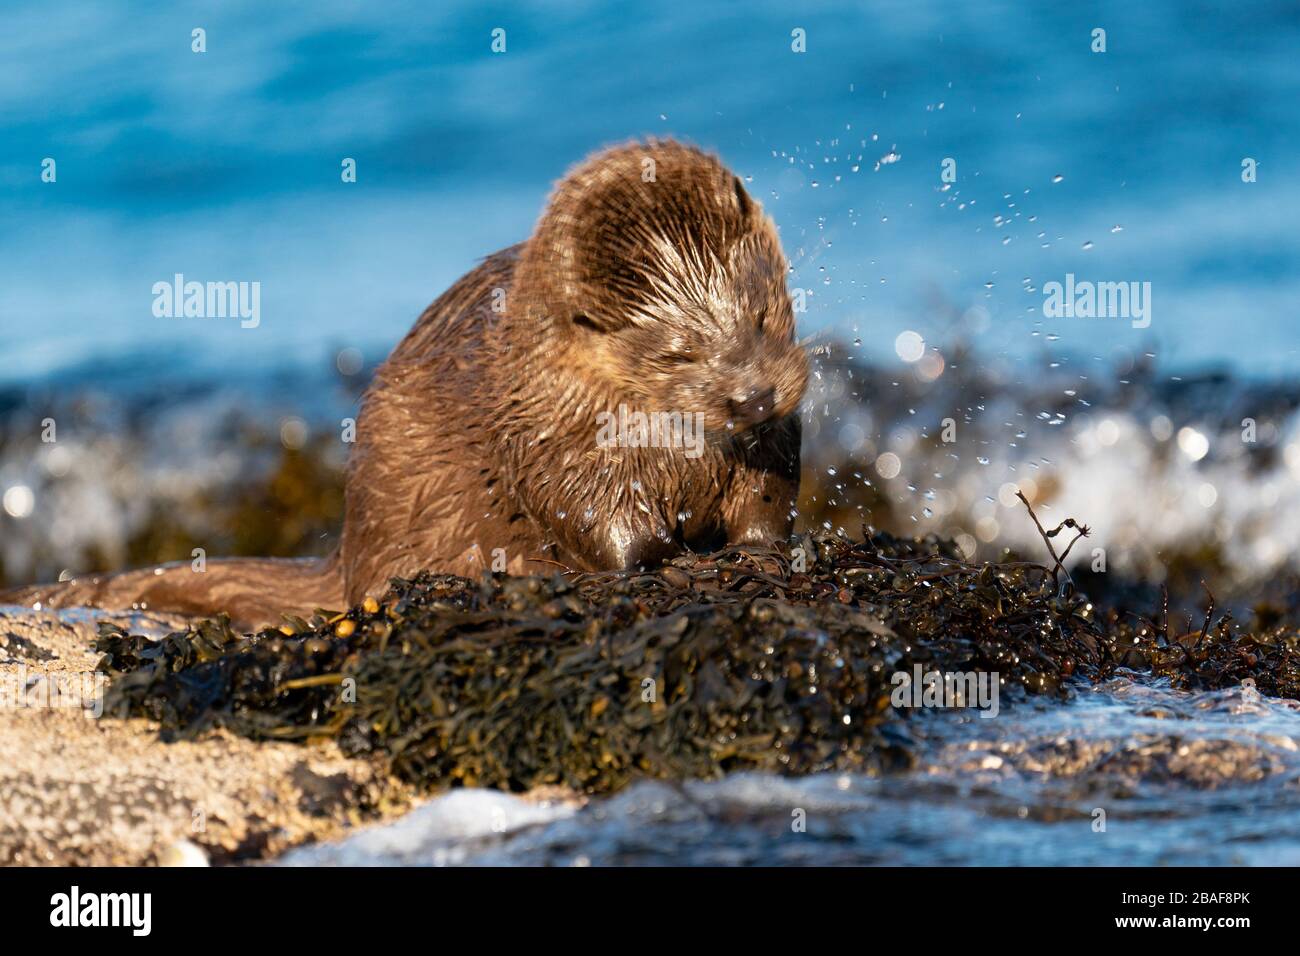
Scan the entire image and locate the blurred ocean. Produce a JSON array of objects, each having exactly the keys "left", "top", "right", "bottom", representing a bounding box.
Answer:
[{"left": 2, "top": 0, "right": 1298, "bottom": 382}]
